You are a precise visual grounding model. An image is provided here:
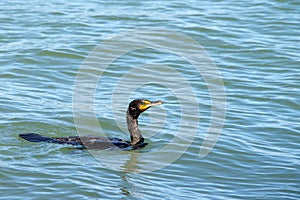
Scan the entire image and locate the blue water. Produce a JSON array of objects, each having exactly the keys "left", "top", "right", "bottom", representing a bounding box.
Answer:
[{"left": 1, "top": 0, "right": 300, "bottom": 199}]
